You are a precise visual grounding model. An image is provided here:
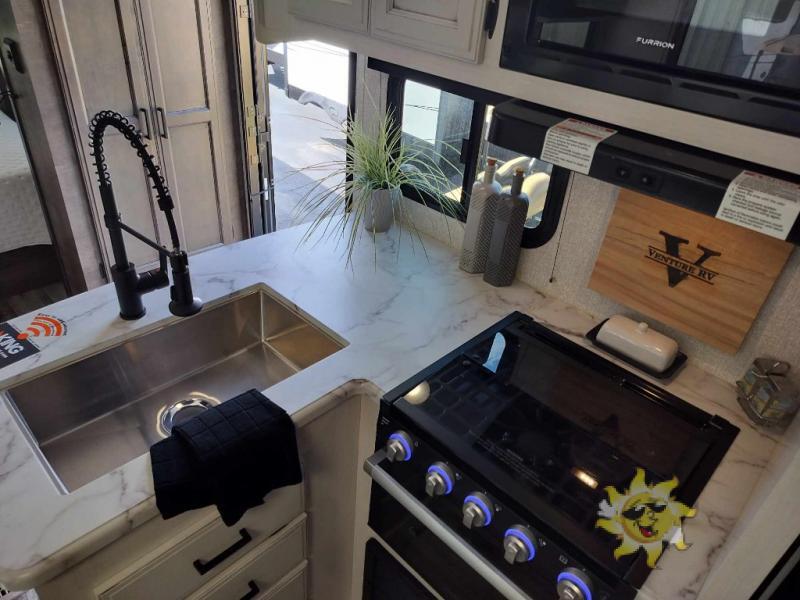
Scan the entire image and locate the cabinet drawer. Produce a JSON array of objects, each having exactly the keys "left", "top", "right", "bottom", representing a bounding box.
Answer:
[
  {"left": 188, "top": 516, "right": 306, "bottom": 600},
  {"left": 98, "top": 484, "right": 303, "bottom": 600},
  {"left": 259, "top": 563, "right": 307, "bottom": 600}
]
